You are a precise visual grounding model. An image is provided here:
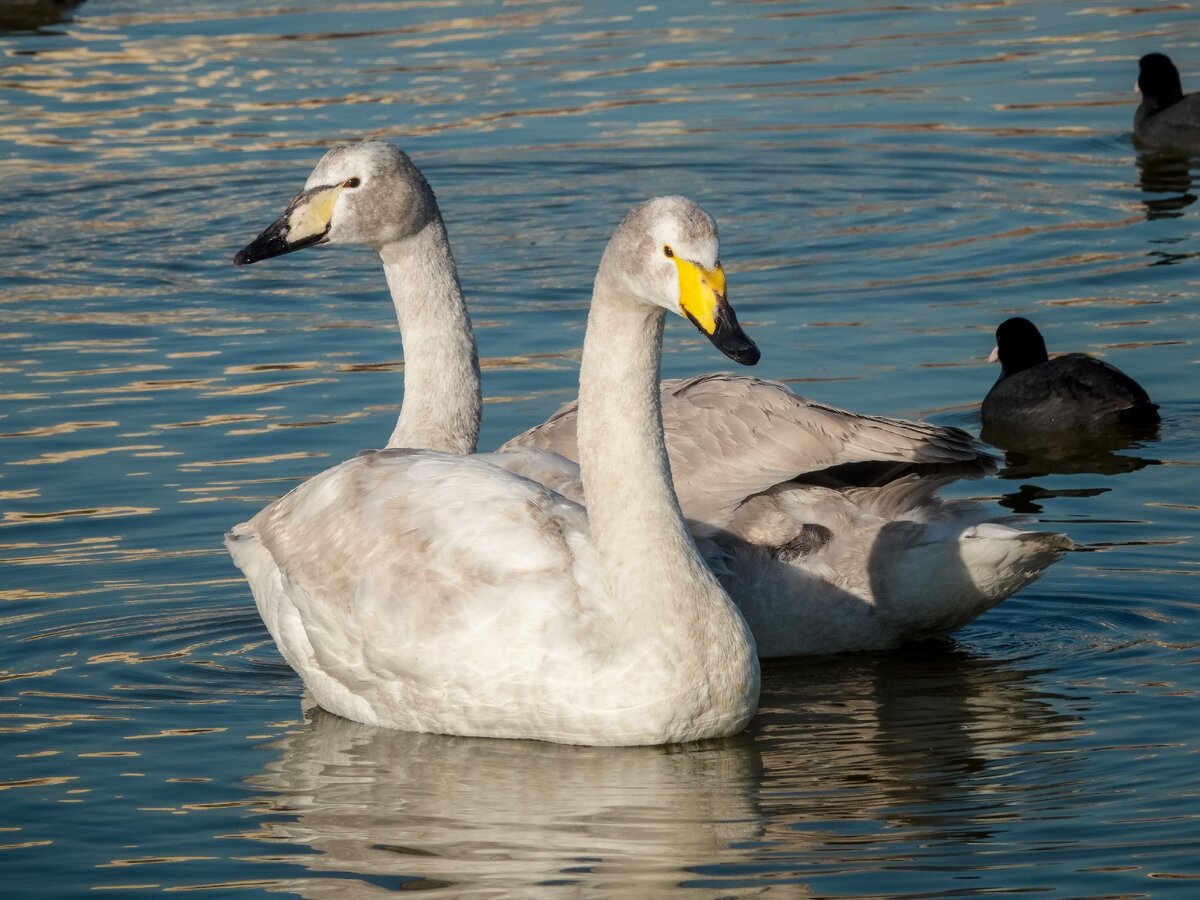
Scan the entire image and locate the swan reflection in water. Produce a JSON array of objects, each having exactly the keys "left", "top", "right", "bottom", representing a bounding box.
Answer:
[
  {"left": 245, "top": 646, "right": 1078, "bottom": 898},
  {"left": 246, "top": 702, "right": 764, "bottom": 898},
  {"left": 754, "top": 645, "right": 1080, "bottom": 846}
]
